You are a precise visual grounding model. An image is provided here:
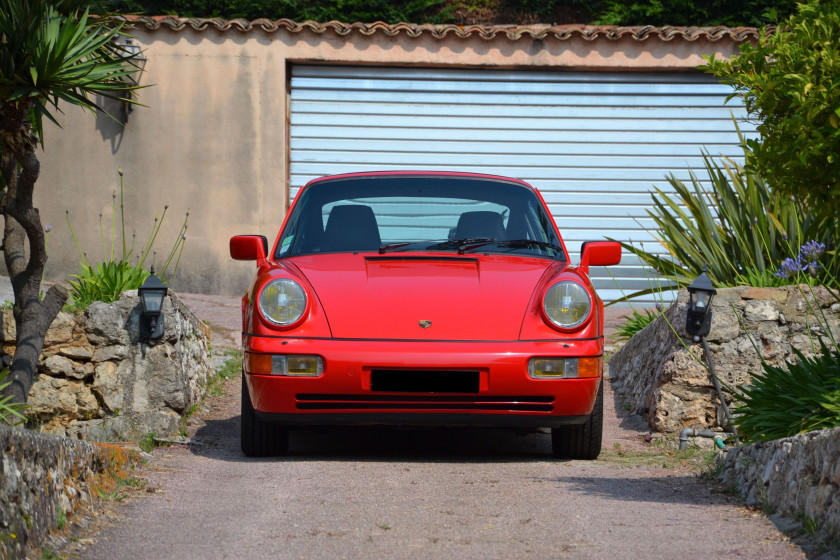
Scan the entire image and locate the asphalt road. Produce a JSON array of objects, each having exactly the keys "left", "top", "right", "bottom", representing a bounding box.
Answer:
[{"left": 45, "top": 291, "right": 813, "bottom": 560}]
